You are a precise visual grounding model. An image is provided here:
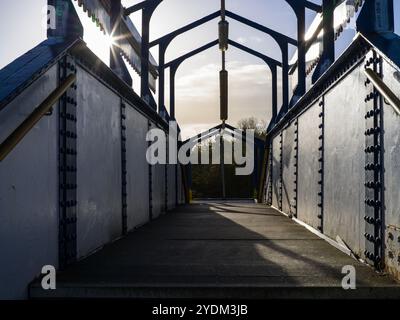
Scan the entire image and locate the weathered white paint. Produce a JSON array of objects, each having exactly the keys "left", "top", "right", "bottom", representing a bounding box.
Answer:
[
  {"left": 0, "top": 66, "right": 59, "bottom": 299},
  {"left": 125, "top": 105, "right": 150, "bottom": 229},
  {"left": 76, "top": 66, "right": 122, "bottom": 258},
  {"left": 324, "top": 64, "right": 366, "bottom": 256},
  {"left": 272, "top": 134, "right": 281, "bottom": 209},
  {"left": 297, "top": 102, "right": 320, "bottom": 230},
  {"left": 282, "top": 123, "right": 297, "bottom": 216}
]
